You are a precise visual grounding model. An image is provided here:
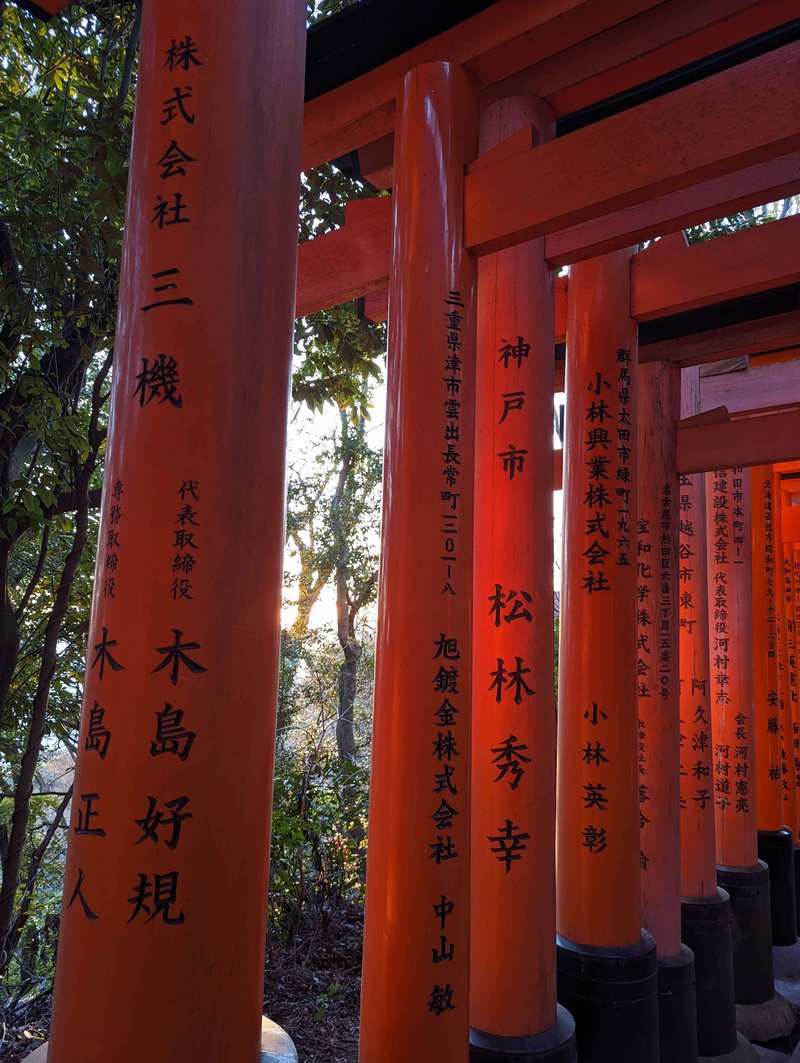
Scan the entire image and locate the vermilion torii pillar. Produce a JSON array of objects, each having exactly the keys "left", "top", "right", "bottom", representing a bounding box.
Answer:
[
  {"left": 778, "top": 485, "right": 800, "bottom": 919},
  {"left": 556, "top": 250, "right": 659, "bottom": 1062},
  {"left": 792, "top": 539, "right": 800, "bottom": 918},
  {"left": 359, "top": 62, "right": 477, "bottom": 1063},
  {"left": 707, "top": 469, "right": 776, "bottom": 1005},
  {"left": 773, "top": 475, "right": 798, "bottom": 855},
  {"left": 636, "top": 360, "right": 697, "bottom": 1062},
  {"left": 752, "top": 466, "right": 797, "bottom": 945},
  {"left": 677, "top": 369, "right": 738, "bottom": 1060},
  {"left": 470, "top": 95, "right": 575, "bottom": 1063},
  {"left": 41, "top": 2, "right": 306, "bottom": 1061}
]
